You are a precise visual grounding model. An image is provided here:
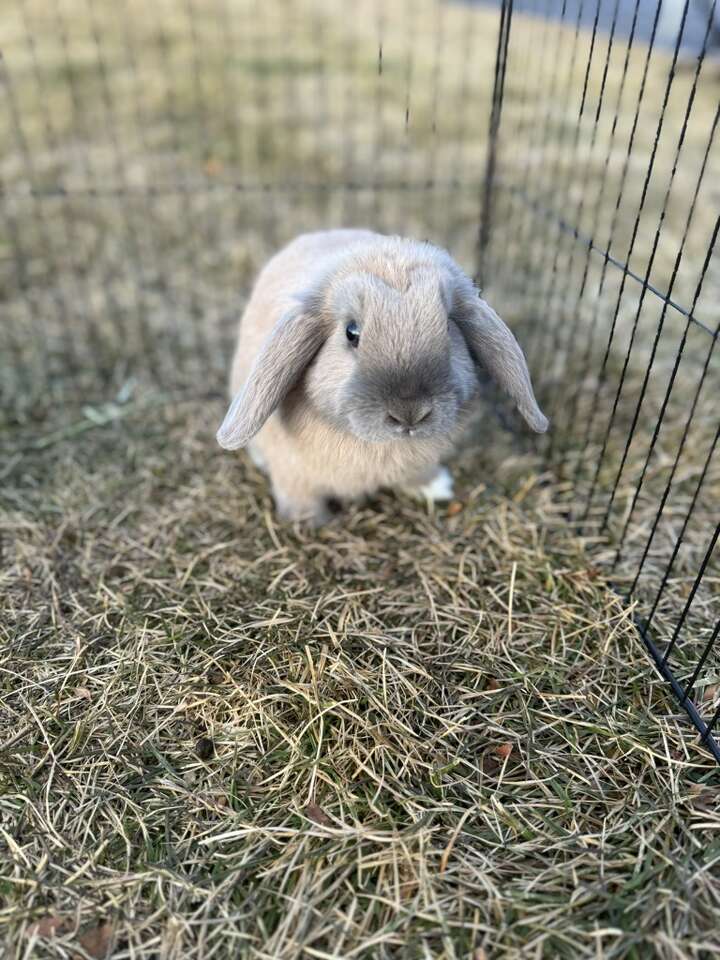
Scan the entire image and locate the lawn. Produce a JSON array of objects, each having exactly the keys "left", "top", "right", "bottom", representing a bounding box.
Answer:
[{"left": 2, "top": 1, "right": 720, "bottom": 957}]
